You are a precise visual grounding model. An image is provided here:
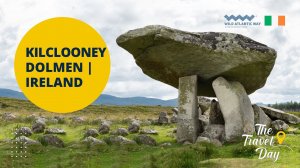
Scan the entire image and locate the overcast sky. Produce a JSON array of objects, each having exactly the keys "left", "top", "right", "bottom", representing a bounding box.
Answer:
[{"left": 0, "top": 0, "right": 299, "bottom": 103}]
